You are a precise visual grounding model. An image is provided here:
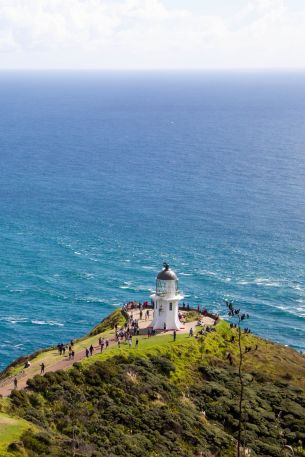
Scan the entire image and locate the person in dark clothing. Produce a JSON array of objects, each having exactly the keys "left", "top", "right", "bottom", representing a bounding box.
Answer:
[
  {"left": 89, "top": 345, "right": 94, "bottom": 356},
  {"left": 40, "top": 363, "right": 45, "bottom": 375},
  {"left": 173, "top": 330, "right": 176, "bottom": 341}
]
